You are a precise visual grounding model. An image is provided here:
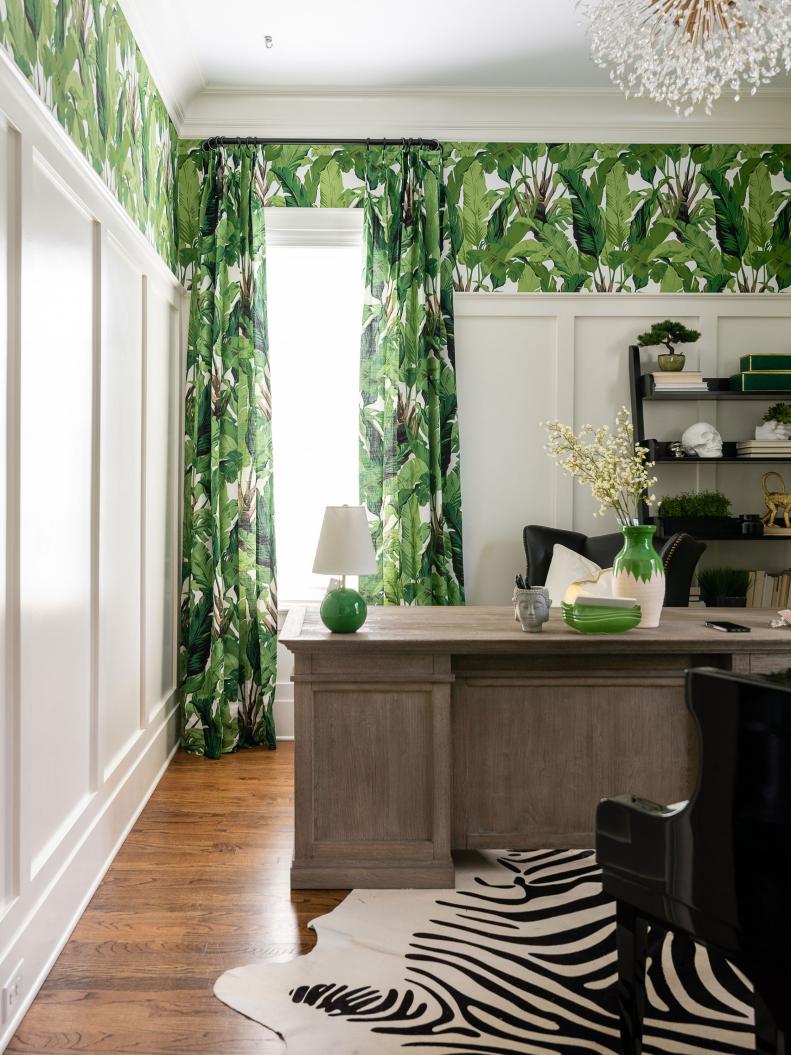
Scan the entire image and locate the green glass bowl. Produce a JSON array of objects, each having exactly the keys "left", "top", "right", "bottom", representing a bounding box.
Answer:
[{"left": 561, "top": 601, "right": 642, "bottom": 635}]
